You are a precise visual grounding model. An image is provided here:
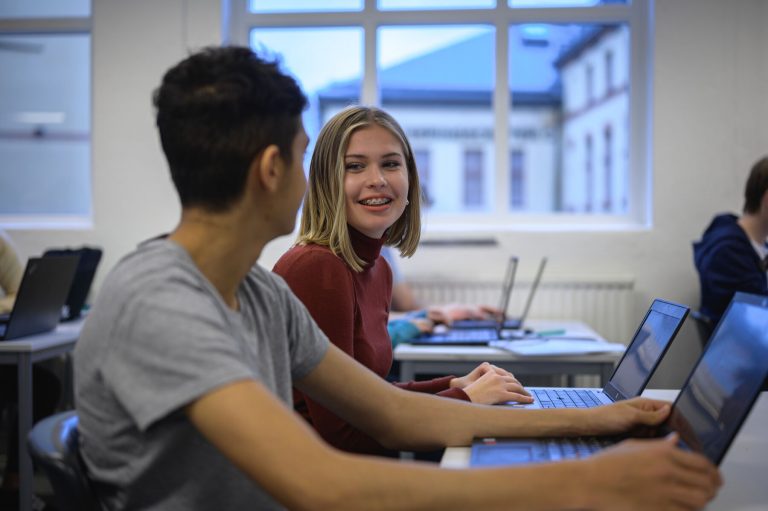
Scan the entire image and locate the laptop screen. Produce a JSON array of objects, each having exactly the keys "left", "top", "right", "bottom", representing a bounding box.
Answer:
[
  {"left": 497, "top": 256, "right": 518, "bottom": 322},
  {"left": 666, "top": 293, "right": 768, "bottom": 464},
  {"left": 604, "top": 300, "right": 688, "bottom": 401}
]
